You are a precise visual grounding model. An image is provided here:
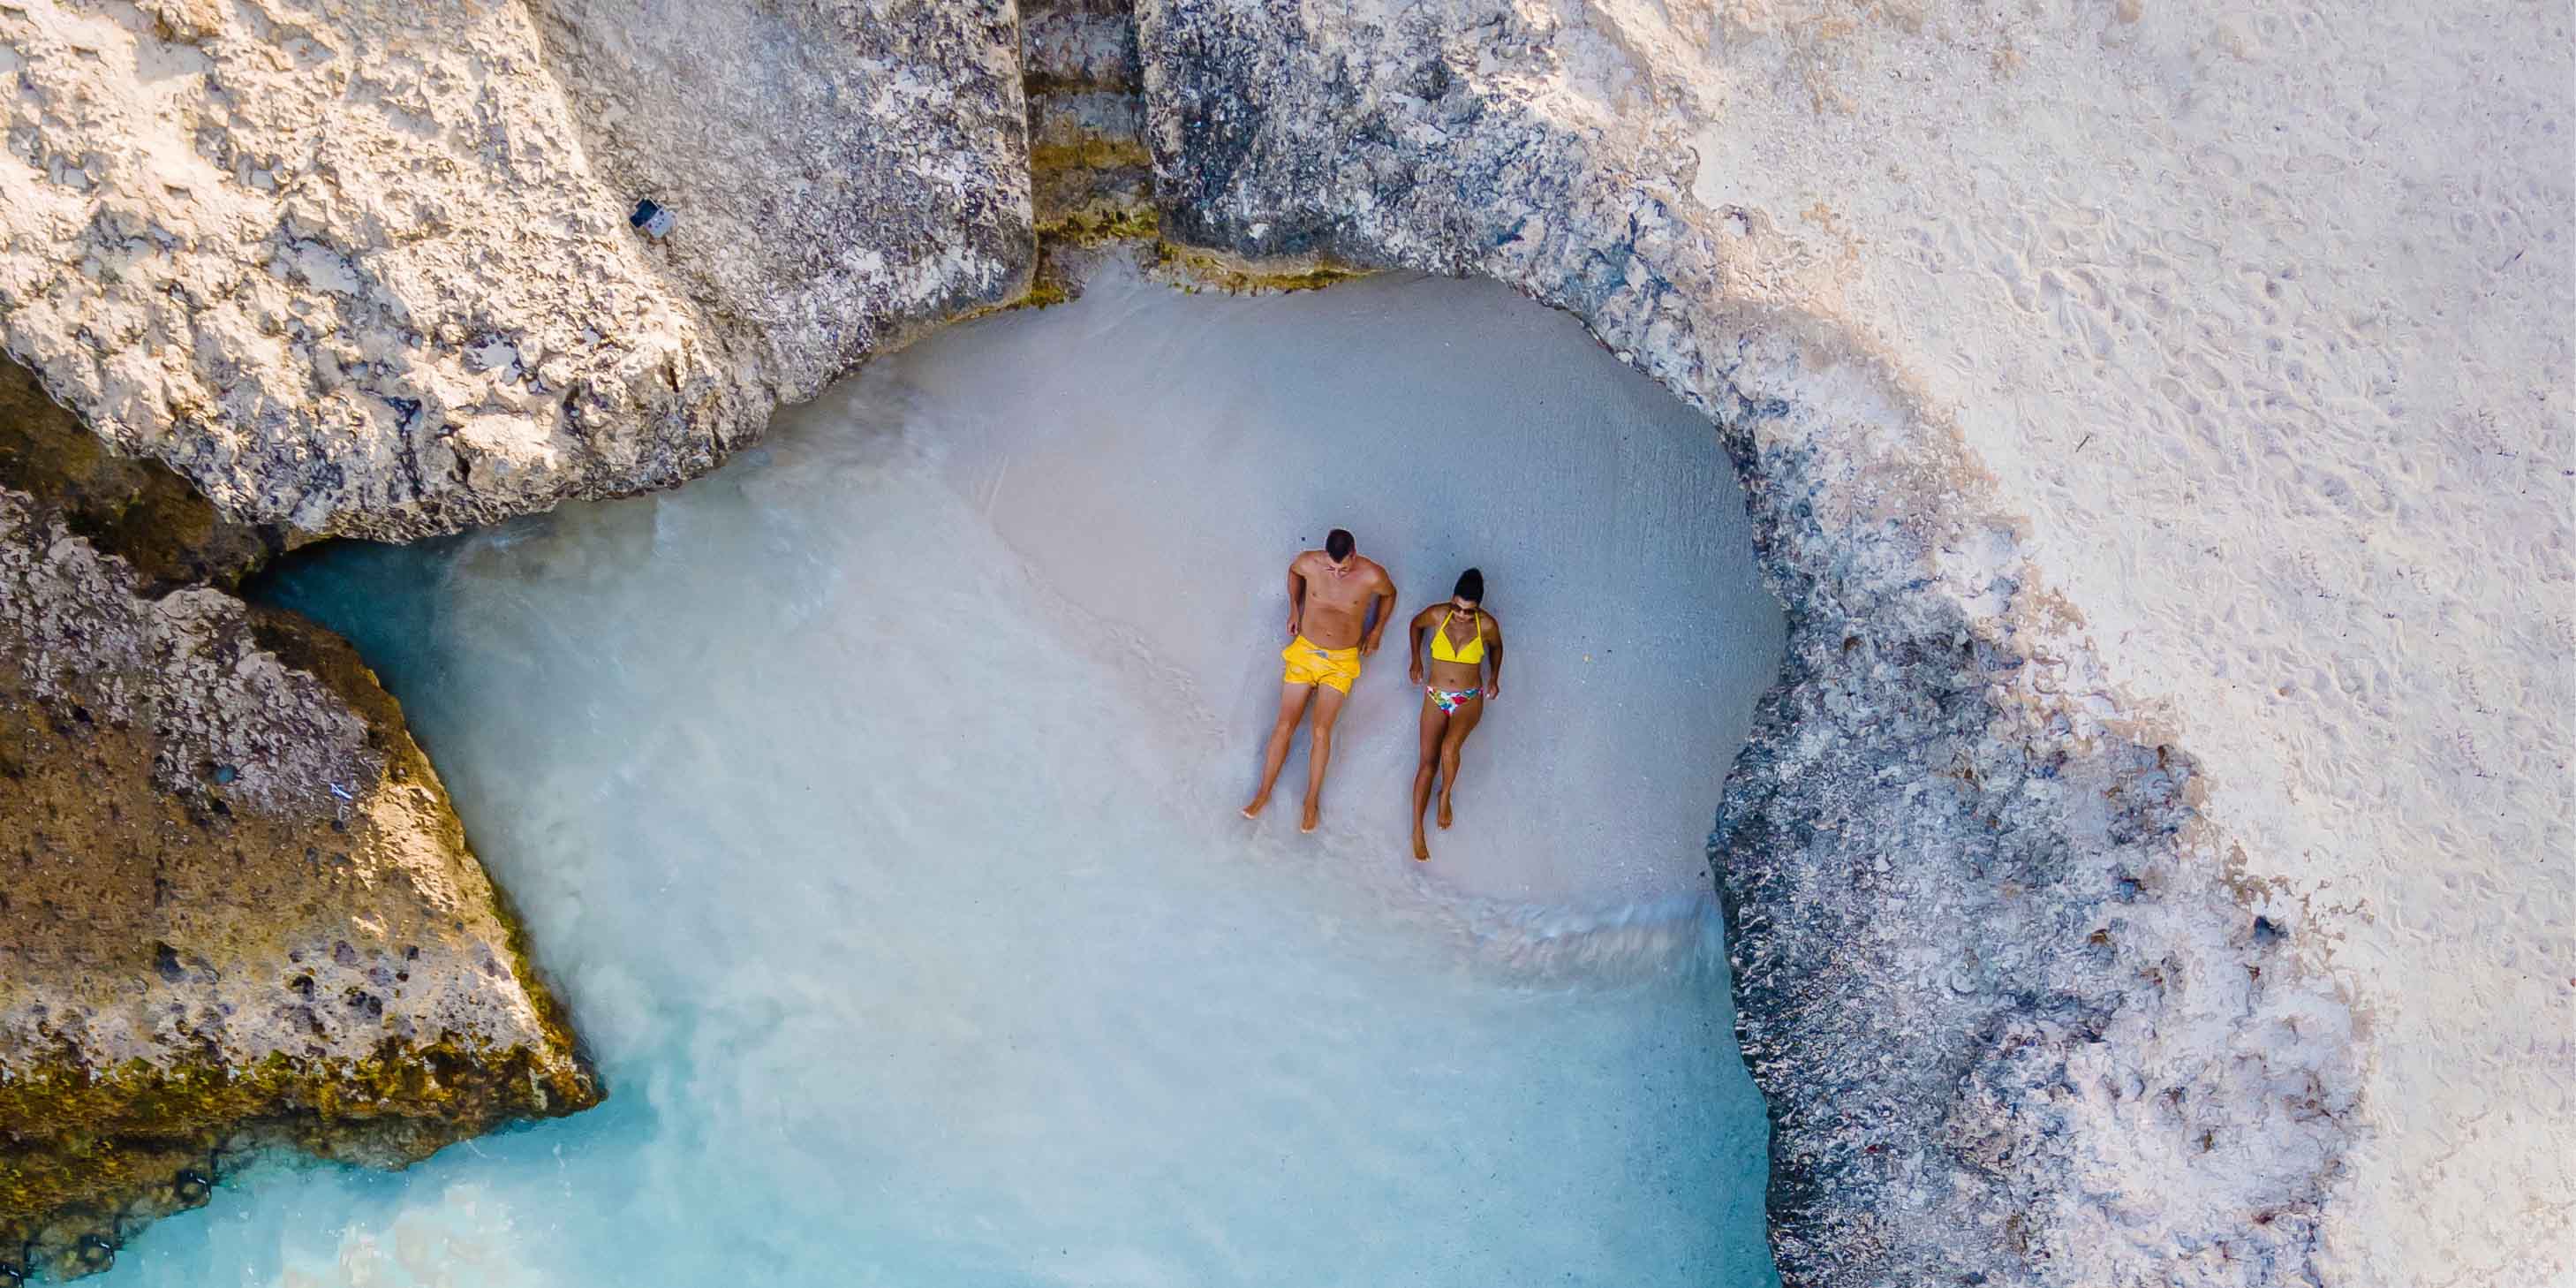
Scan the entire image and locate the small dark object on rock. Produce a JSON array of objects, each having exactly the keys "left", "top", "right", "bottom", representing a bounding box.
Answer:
[
  {"left": 213, "top": 762, "right": 238, "bottom": 784},
  {"left": 175, "top": 1170, "right": 212, "bottom": 1205},
  {"left": 2253, "top": 915, "right": 2285, "bottom": 945},
  {"left": 154, "top": 941, "right": 184, "bottom": 982},
  {"left": 629, "top": 198, "right": 676, "bottom": 239},
  {"left": 384, "top": 396, "right": 422, "bottom": 427},
  {"left": 75, "top": 1237, "right": 113, "bottom": 1270},
  {"left": 0, "top": 1261, "right": 22, "bottom": 1286}
]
